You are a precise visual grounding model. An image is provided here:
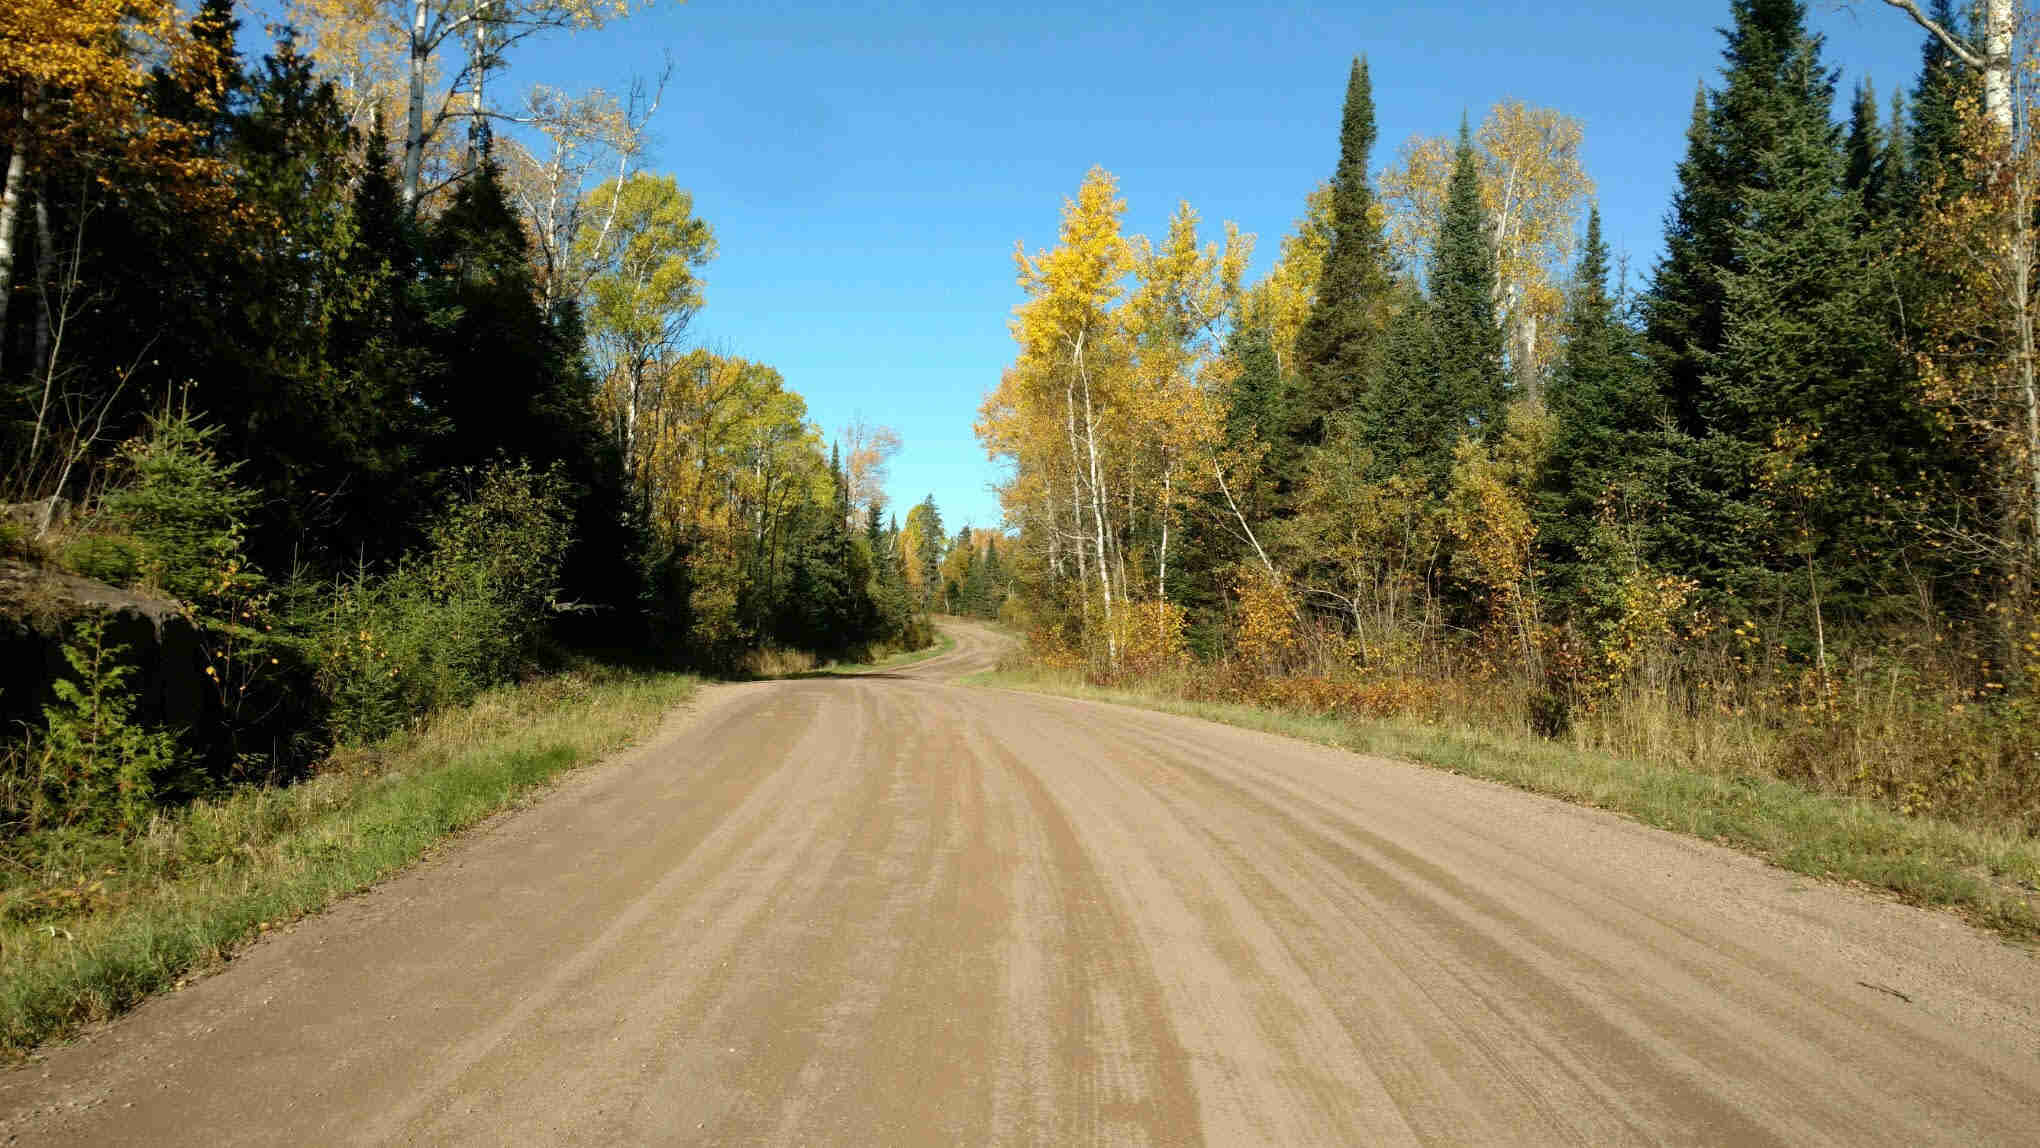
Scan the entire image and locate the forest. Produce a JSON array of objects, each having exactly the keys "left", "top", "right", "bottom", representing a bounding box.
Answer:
[
  {"left": 0, "top": 0, "right": 1002, "bottom": 837},
  {"left": 981, "top": 0, "right": 2040, "bottom": 832}
]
